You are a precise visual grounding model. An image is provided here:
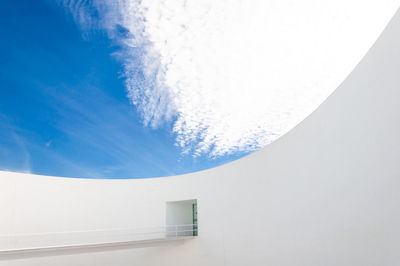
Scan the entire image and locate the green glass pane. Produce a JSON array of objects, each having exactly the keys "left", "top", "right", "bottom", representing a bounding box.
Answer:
[{"left": 192, "top": 203, "right": 198, "bottom": 236}]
